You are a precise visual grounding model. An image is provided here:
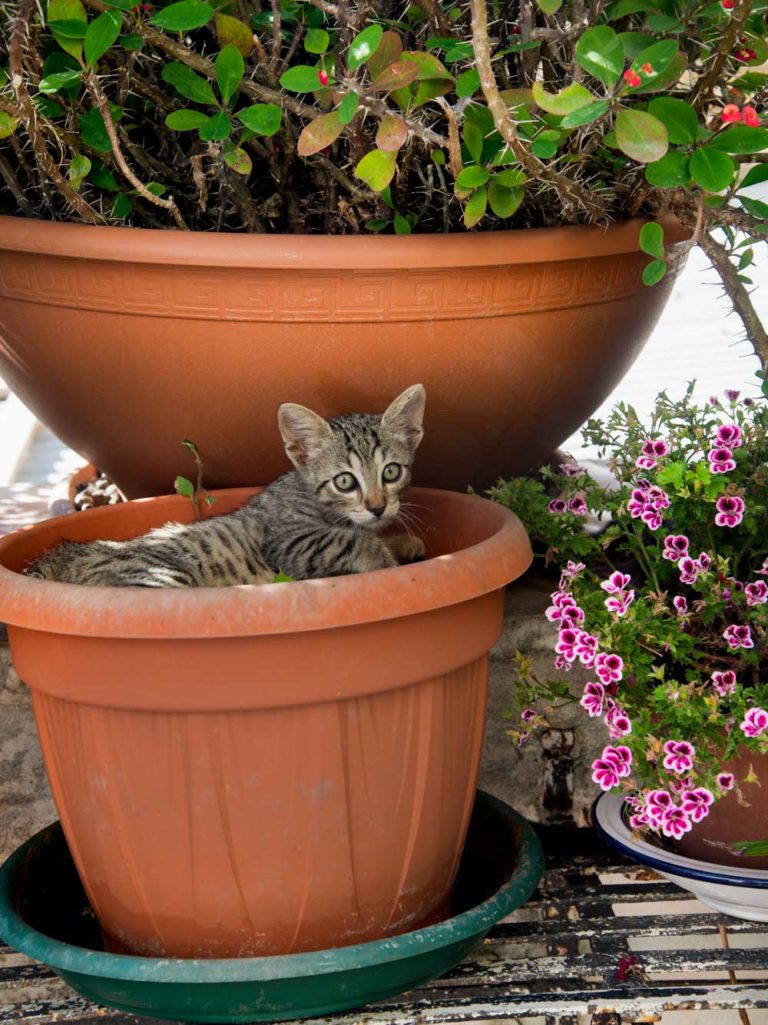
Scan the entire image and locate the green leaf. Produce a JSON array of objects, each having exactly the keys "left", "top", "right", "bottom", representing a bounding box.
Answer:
[
  {"left": 639, "top": 221, "right": 664, "bottom": 259},
  {"left": 215, "top": 44, "right": 244, "bottom": 104},
  {"left": 48, "top": 0, "right": 87, "bottom": 59},
  {"left": 166, "top": 109, "right": 211, "bottom": 131},
  {"left": 68, "top": 153, "right": 91, "bottom": 190},
  {"left": 740, "top": 196, "right": 768, "bottom": 220},
  {"left": 297, "top": 111, "right": 343, "bottom": 156},
  {"left": 112, "top": 193, "right": 132, "bottom": 218},
  {"left": 198, "top": 109, "right": 231, "bottom": 141},
  {"left": 630, "top": 39, "right": 678, "bottom": 79},
  {"left": 463, "top": 186, "right": 487, "bottom": 228},
  {"left": 456, "top": 68, "right": 480, "bottom": 98},
  {"left": 493, "top": 167, "right": 527, "bottom": 187},
  {"left": 607, "top": 0, "right": 657, "bottom": 19},
  {"left": 214, "top": 12, "right": 253, "bottom": 56},
  {"left": 272, "top": 571, "right": 295, "bottom": 583},
  {"left": 575, "top": 26, "right": 624, "bottom": 87},
  {"left": 488, "top": 181, "right": 523, "bottom": 219},
  {"left": 120, "top": 32, "right": 144, "bottom": 50},
  {"left": 78, "top": 106, "right": 119, "bottom": 151},
  {"left": 531, "top": 136, "right": 558, "bottom": 158},
  {"left": 354, "top": 148, "right": 396, "bottom": 191},
  {"left": 0, "top": 111, "right": 19, "bottom": 138},
  {"left": 279, "top": 65, "right": 325, "bottom": 92},
  {"left": 366, "top": 218, "right": 391, "bottom": 232},
  {"left": 337, "top": 92, "right": 359, "bottom": 125},
  {"left": 401, "top": 51, "right": 453, "bottom": 81},
  {"left": 463, "top": 120, "right": 483, "bottom": 165},
  {"left": 642, "top": 258, "right": 667, "bottom": 286},
  {"left": 48, "top": 19, "right": 88, "bottom": 39},
  {"left": 456, "top": 165, "right": 489, "bottom": 189},
  {"left": 647, "top": 97, "right": 697, "bottom": 145},
  {"left": 38, "top": 69, "right": 82, "bottom": 94},
  {"left": 370, "top": 60, "right": 420, "bottom": 91},
  {"left": 90, "top": 162, "right": 119, "bottom": 190},
  {"left": 149, "top": 0, "right": 213, "bottom": 32},
  {"left": 236, "top": 103, "right": 282, "bottom": 135},
  {"left": 615, "top": 108, "right": 668, "bottom": 163},
  {"left": 535, "top": 0, "right": 562, "bottom": 10},
  {"left": 644, "top": 150, "right": 690, "bottom": 187},
  {"left": 161, "top": 62, "right": 217, "bottom": 105},
  {"left": 223, "top": 145, "right": 252, "bottom": 175},
  {"left": 376, "top": 114, "right": 407, "bottom": 152},
  {"left": 560, "top": 100, "right": 609, "bottom": 129},
  {"left": 532, "top": 80, "right": 595, "bottom": 116},
  {"left": 739, "top": 164, "right": 768, "bottom": 191},
  {"left": 367, "top": 30, "right": 403, "bottom": 80},
  {"left": 348, "top": 24, "right": 383, "bottom": 71},
  {"left": 394, "top": 212, "right": 411, "bottom": 234},
  {"left": 689, "top": 147, "right": 735, "bottom": 192},
  {"left": 174, "top": 475, "right": 195, "bottom": 499},
  {"left": 305, "top": 27, "right": 330, "bottom": 54},
  {"left": 84, "top": 10, "right": 121, "bottom": 68},
  {"left": 707, "top": 126, "right": 768, "bottom": 155}
]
